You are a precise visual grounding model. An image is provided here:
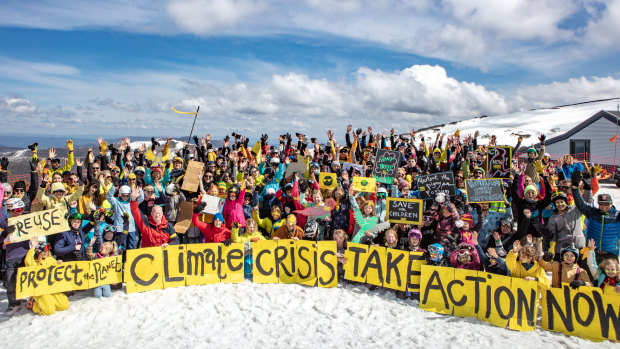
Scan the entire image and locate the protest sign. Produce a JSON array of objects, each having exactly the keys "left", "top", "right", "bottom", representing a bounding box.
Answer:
[
  {"left": 386, "top": 197, "right": 423, "bottom": 224},
  {"left": 200, "top": 194, "right": 225, "bottom": 215},
  {"left": 173, "top": 201, "right": 194, "bottom": 233},
  {"left": 465, "top": 178, "right": 505, "bottom": 203},
  {"left": 343, "top": 243, "right": 425, "bottom": 292},
  {"left": 352, "top": 177, "right": 376, "bottom": 192},
  {"left": 342, "top": 162, "right": 364, "bottom": 175},
  {"left": 284, "top": 161, "right": 307, "bottom": 178},
  {"left": 541, "top": 284, "right": 620, "bottom": 341},
  {"left": 419, "top": 266, "right": 538, "bottom": 331},
  {"left": 319, "top": 172, "right": 338, "bottom": 190},
  {"left": 372, "top": 149, "right": 401, "bottom": 184},
  {"left": 487, "top": 146, "right": 512, "bottom": 178},
  {"left": 181, "top": 160, "right": 205, "bottom": 192},
  {"left": 8, "top": 208, "right": 69, "bottom": 243},
  {"left": 416, "top": 172, "right": 456, "bottom": 200}
]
